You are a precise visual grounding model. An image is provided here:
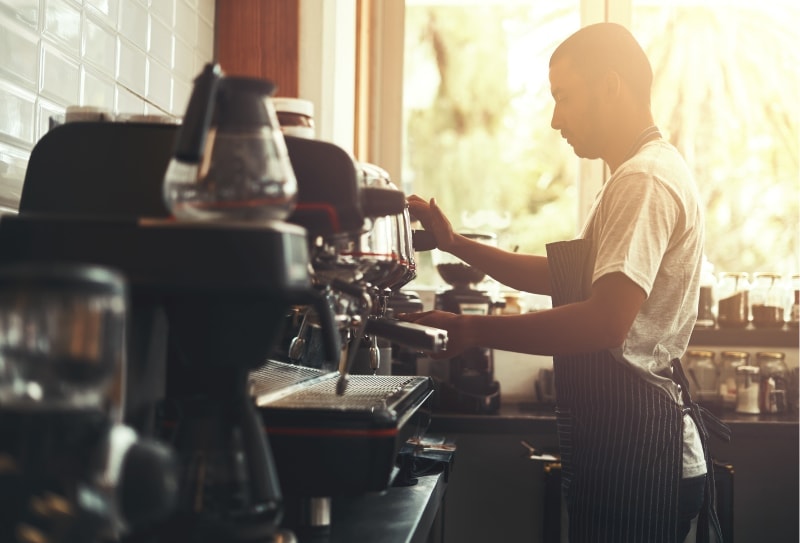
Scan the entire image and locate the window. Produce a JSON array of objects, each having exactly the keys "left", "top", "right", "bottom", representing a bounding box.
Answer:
[
  {"left": 359, "top": 0, "right": 800, "bottom": 287},
  {"left": 403, "top": 1, "right": 580, "bottom": 286},
  {"left": 631, "top": 0, "right": 800, "bottom": 276},
  {"left": 393, "top": 0, "right": 799, "bottom": 288}
]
